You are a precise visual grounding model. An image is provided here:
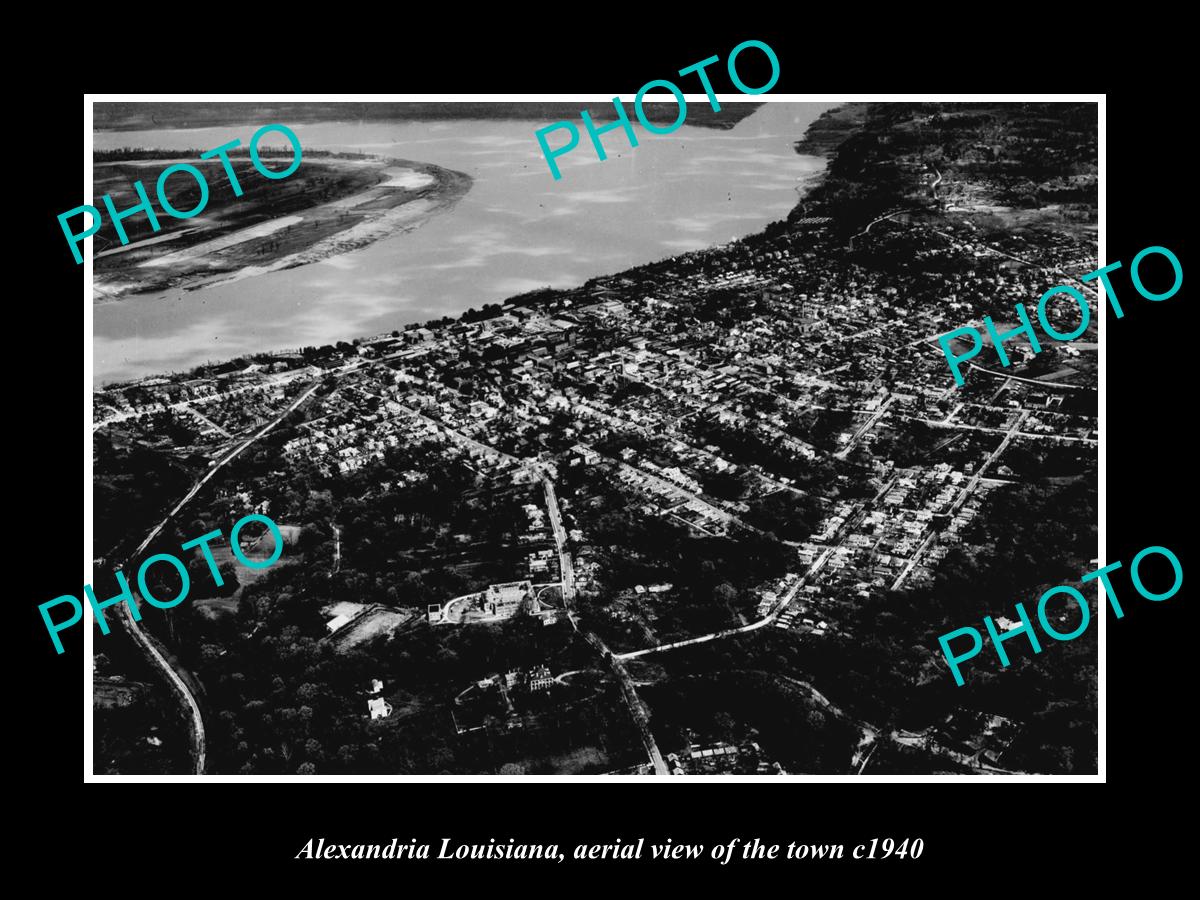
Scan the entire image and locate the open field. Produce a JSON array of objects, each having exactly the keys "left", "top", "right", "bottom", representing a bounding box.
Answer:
[
  {"left": 328, "top": 606, "right": 415, "bottom": 651},
  {"left": 241, "top": 523, "right": 301, "bottom": 558},
  {"left": 187, "top": 523, "right": 300, "bottom": 618},
  {"left": 202, "top": 544, "right": 278, "bottom": 587},
  {"left": 323, "top": 601, "right": 367, "bottom": 620},
  {"left": 505, "top": 745, "right": 609, "bottom": 775},
  {"left": 194, "top": 597, "right": 238, "bottom": 620}
]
